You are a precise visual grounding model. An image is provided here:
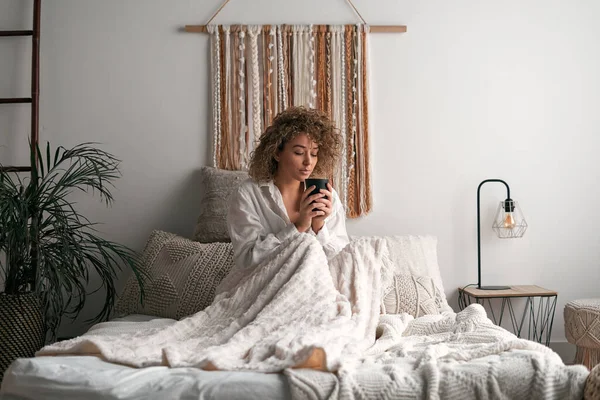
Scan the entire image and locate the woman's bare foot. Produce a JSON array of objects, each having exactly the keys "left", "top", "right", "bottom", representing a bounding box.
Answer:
[
  {"left": 202, "top": 361, "right": 219, "bottom": 371},
  {"left": 293, "top": 347, "right": 327, "bottom": 371}
]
